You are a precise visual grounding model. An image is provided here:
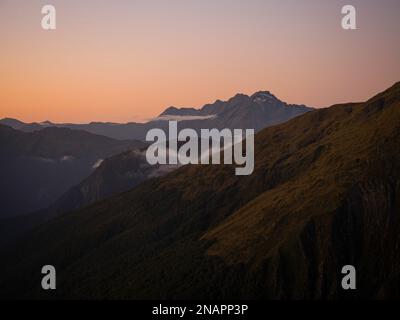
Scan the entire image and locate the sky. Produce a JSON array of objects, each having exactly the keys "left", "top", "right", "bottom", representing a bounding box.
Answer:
[{"left": 0, "top": 0, "right": 399, "bottom": 123}]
